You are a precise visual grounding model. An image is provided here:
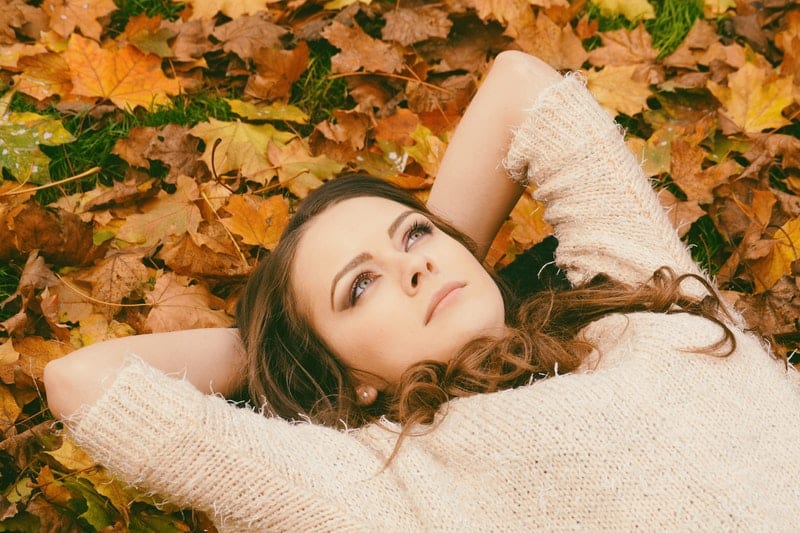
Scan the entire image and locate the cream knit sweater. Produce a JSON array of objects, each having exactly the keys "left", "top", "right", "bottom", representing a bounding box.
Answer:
[{"left": 69, "top": 76, "right": 800, "bottom": 531}]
